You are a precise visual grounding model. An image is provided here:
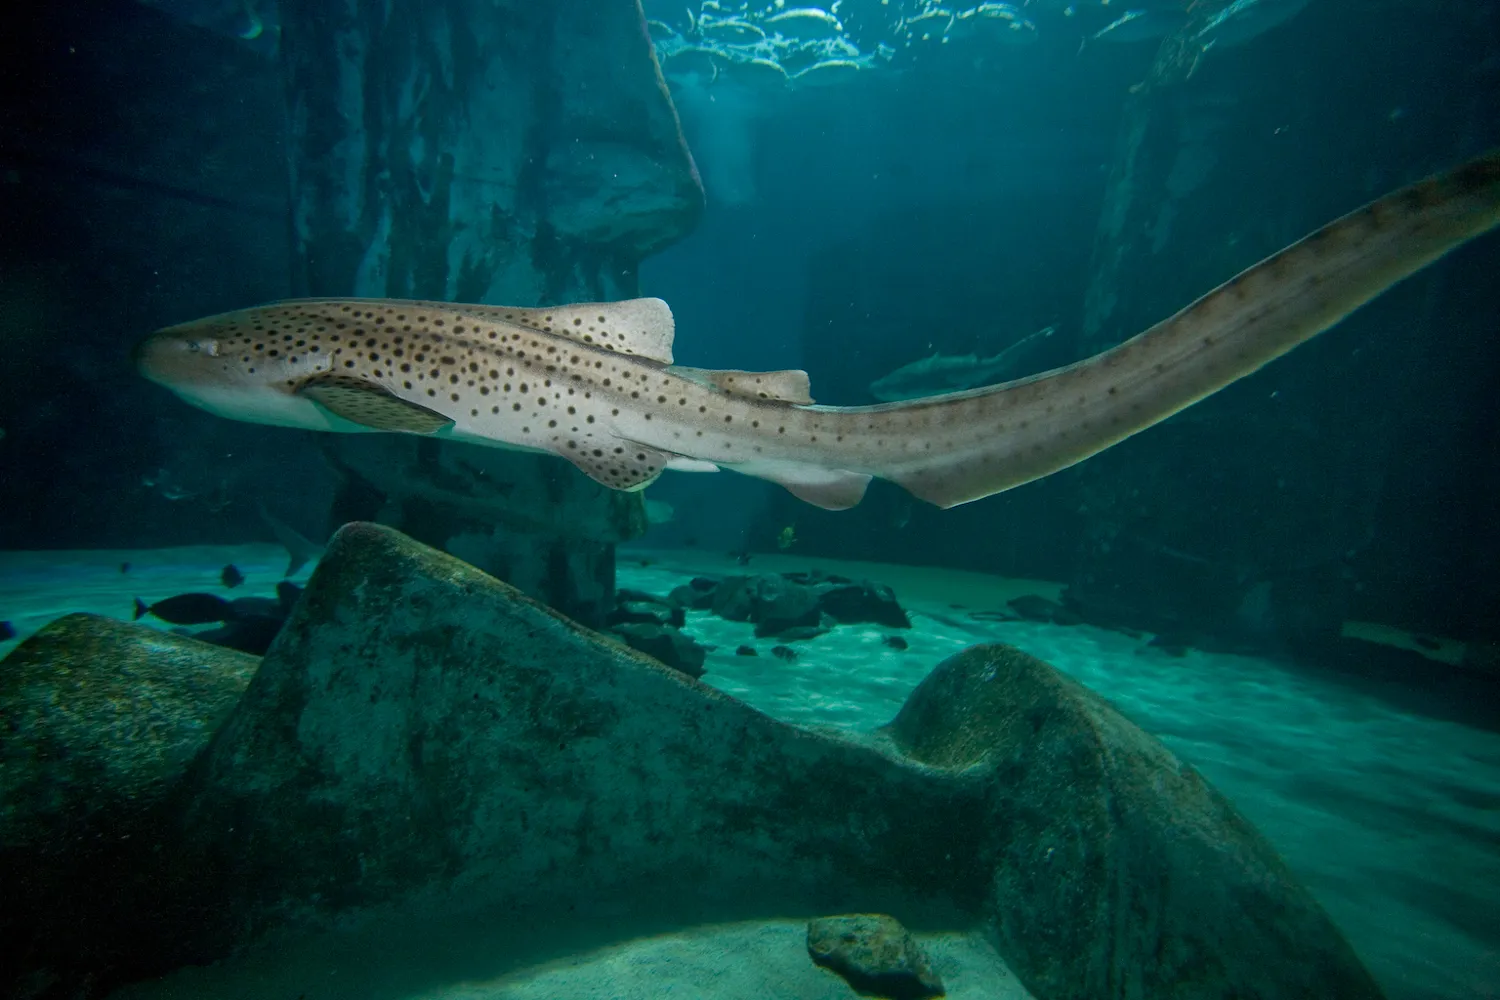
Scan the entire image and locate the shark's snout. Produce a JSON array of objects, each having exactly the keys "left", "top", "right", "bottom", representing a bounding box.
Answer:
[
  {"left": 133, "top": 328, "right": 220, "bottom": 386},
  {"left": 132, "top": 313, "right": 352, "bottom": 432}
]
